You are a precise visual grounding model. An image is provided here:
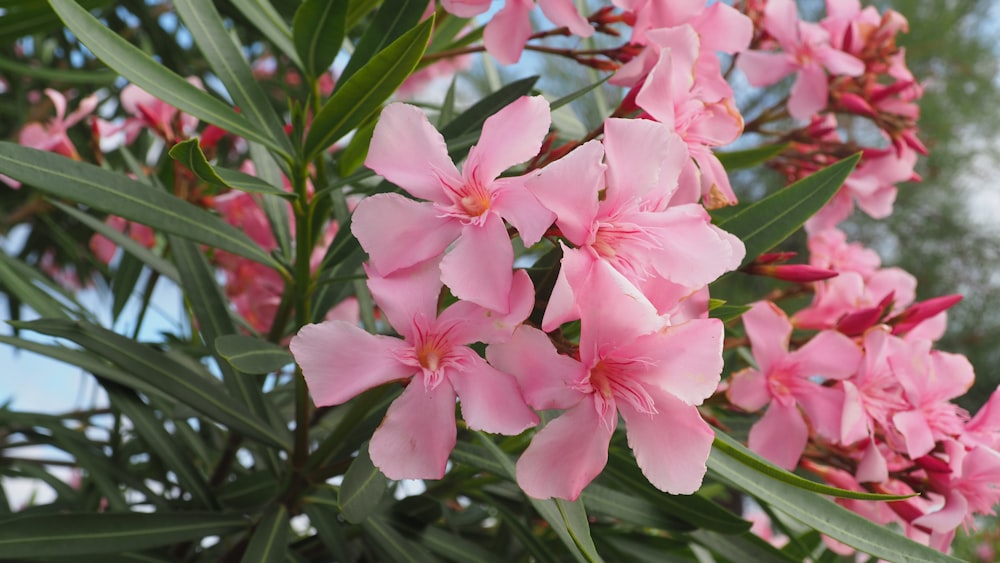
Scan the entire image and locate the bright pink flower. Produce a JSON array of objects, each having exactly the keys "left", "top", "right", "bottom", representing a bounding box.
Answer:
[
  {"left": 793, "top": 267, "right": 916, "bottom": 331},
  {"left": 728, "top": 301, "right": 861, "bottom": 469},
  {"left": 357, "top": 96, "right": 555, "bottom": 313},
  {"left": 807, "top": 228, "right": 881, "bottom": 279},
  {"left": 839, "top": 327, "right": 907, "bottom": 452},
  {"left": 737, "top": 0, "right": 865, "bottom": 120},
  {"left": 487, "top": 259, "right": 723, "bottom": 499},
  {"left": 119, "top": 79, "right": 202, "bottom": 143},
  {"left": 291, "top": 258, "right": 538, "bottom": 480},
  {"left": 526, "top": 117, "right": 743, "bottom": 323}
]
